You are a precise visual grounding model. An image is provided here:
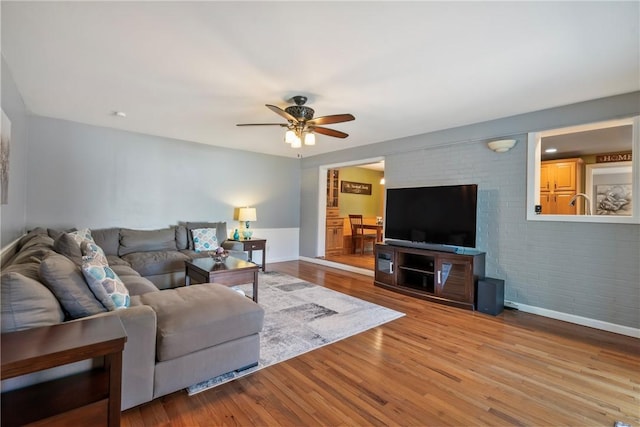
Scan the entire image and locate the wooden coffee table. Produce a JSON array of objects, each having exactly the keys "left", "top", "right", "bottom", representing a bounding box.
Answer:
[{"left": 184, "top": 256, "right": 259, "bottom": 302}]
